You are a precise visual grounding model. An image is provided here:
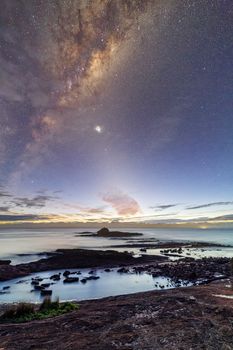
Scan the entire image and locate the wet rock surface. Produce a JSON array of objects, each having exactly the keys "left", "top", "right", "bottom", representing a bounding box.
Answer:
[
  {"left": 1, "top": 281, "right": 233, "bottom": 349},
  {"left": 0, "top": 260, "right": 11, "bottom": 266},
  {"left": 0, "top": 249, "right": 166, "bottom": 282},
  {"left": 133, "top": 257, "right": 231, "bottom": 283}
]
